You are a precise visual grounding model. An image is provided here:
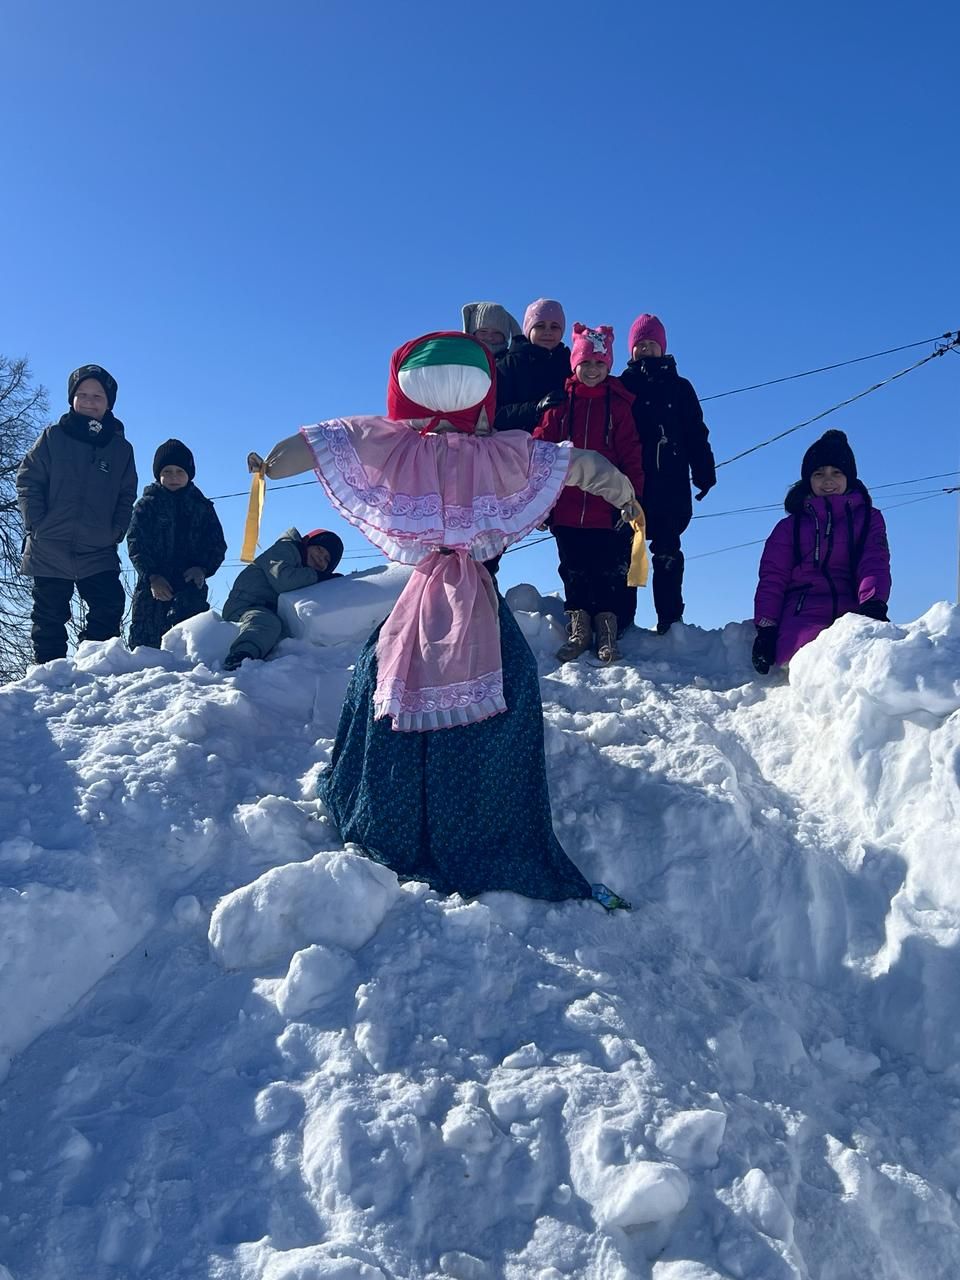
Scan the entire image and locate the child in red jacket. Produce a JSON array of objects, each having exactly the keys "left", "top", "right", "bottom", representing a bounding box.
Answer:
[{"left": 533, "top": 324, "right": 645, "bottom": 663}]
